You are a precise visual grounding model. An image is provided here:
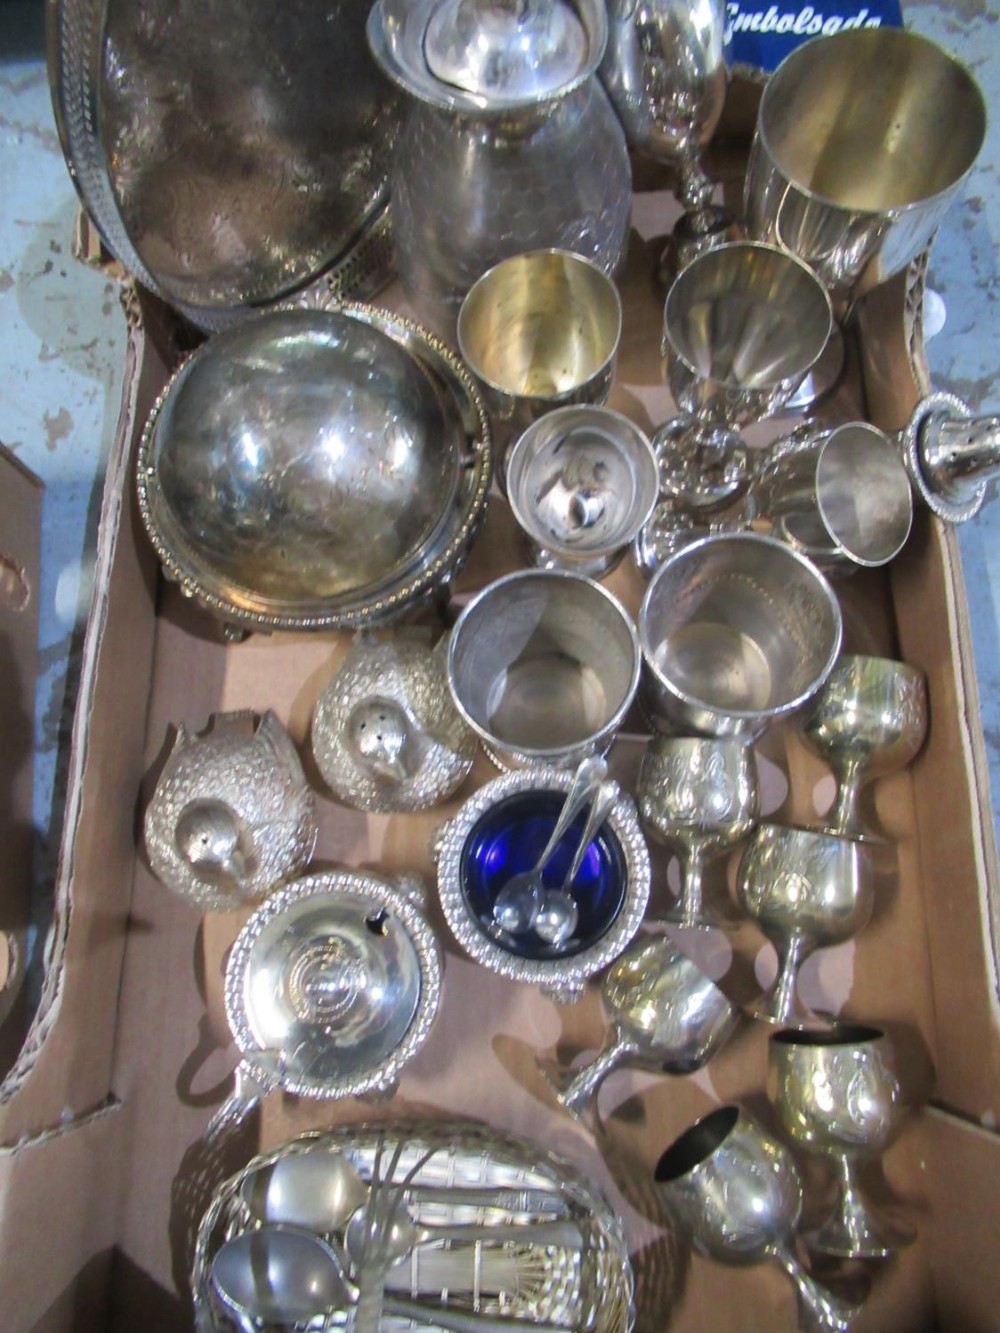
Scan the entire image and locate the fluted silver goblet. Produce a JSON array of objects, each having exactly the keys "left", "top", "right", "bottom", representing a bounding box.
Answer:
[
  {"left": 636, "top": 736, "right": 759, "bottom": 928},
  {"left": 600, "top": 0, "right": 734, "bottom": 282},
  {"left": 539, "top": 934, "right": 740, "bottom": 1119},
  {"left": 768, "top": 1025, "right": 916, "bottom": 1259},
  {"left": 651, "top": 241, "right": 832, "bottom": 523},
  {"left": 655, "top": 1105, "right": 865, "bottom": 1332},
  {"left": 736, "top": 824, "right": 875, "bottom": 1027},
  {"left": 797, "top": 655, "right": 929, "bottom": 839}
]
